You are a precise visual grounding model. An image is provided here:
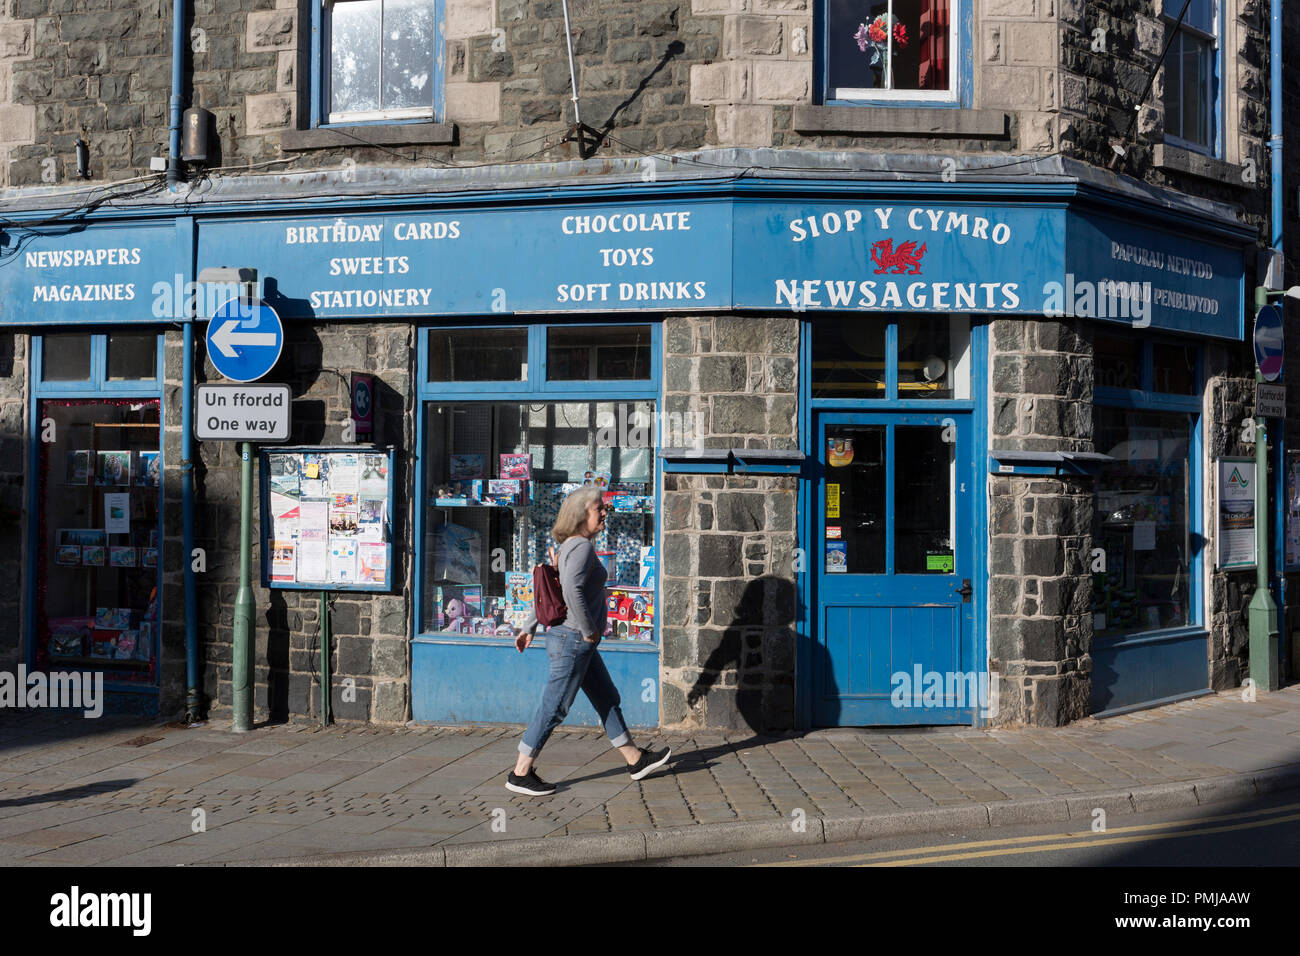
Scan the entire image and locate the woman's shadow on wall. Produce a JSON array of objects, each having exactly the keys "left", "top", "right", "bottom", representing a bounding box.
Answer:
[{"left": 684, "top": 574, "right": 841, "bottom": 740}]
